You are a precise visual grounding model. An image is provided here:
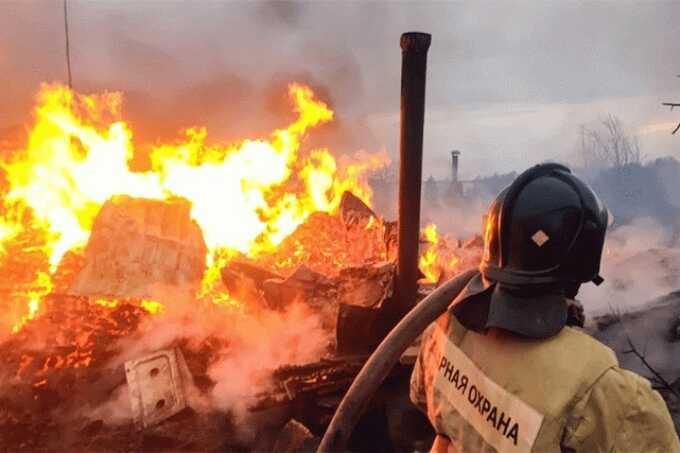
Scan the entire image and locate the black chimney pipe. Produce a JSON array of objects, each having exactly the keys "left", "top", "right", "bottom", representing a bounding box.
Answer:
[
  {"left": 394, "top": 32, "right": 431, "bottom": 318},
  {"left": 451, "top": 150, "right": 460, "bottom": 183}
]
